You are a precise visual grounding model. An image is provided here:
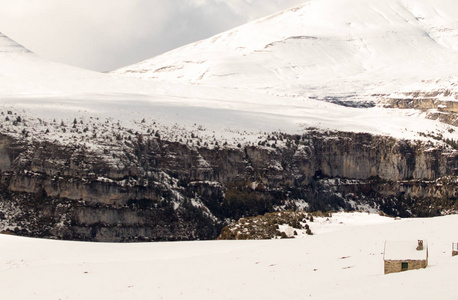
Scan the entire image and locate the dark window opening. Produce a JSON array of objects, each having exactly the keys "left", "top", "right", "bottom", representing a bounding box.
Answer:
[{"left": 401, "top": 262, "right": 408, "bottom": 270}]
